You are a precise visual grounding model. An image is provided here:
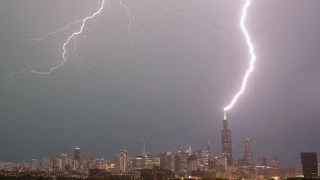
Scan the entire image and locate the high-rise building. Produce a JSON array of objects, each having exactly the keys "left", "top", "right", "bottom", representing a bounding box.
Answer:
[
  {"left": 160, "top": 152, "right": 167, "bottom": 169},
  {"left": 178, "top": 151, "right": 189, "bottom": 174},
  {"left": 74, "top": 147, "right": 80, "bottom": 162},
  {"left": 301, "top": 152, "right": 318, "bottom": 177},
  {"left": 174, "top": 154, "right": 181, "bottom": 173},
  {"left": 142, "top": 154, "right": 155, "bottom": 169},
  {"left": 257, "top": 157, "right": 267, "bottom": 167},
  {"left": 52, "top": 158, "right": 63, "bottom": 171},
  {"left": 205, "top": 141, "right": 212, "bottom": 158},
  {"left": 184, "top": 145, "right": 192, "bottom": 156},
  {"left": 271, "top": 157, "right": 279, "bottom": 169},
  {"left": 187, "top": 155, "right": 198, "bottom": 174},
  {"left": 115, "top": 150, "right": 127, "bottom": 173},
  {"left": 201, "top": 147, "right": 210, "bottom": 171},
  {"left": 152, "top": 156, "right": 161, "bottom": 168},
  {"left": 221, "top": 112, "right": 233, "bottom": 166},
  {"left": 30, "top": 159, "right": 38, "bottom": 171},
  {"left": 134, "top": 156, "right": 143, "bottom": 169},
  {"left": 160, "top": 152, "right": 174, "bottom": 171},
  {"left": 244, "top": 138, "right": 254, "bottom": 165},
  {"left": 214, "top": 156, "right": 227, "bottom": 171},
  {"left": 61, "top": 153, "right": 68, "bottom": 170}
]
